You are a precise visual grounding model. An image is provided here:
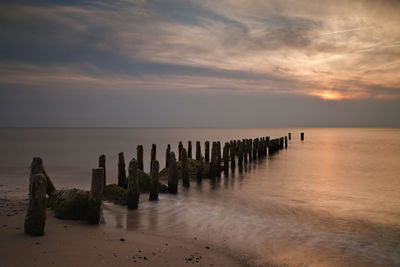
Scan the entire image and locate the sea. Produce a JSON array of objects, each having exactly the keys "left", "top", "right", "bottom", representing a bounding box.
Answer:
[{"left": 0, "top": 128, "right": 399, "bottom": 266}]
